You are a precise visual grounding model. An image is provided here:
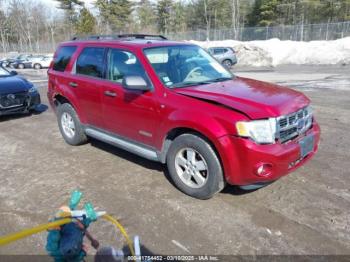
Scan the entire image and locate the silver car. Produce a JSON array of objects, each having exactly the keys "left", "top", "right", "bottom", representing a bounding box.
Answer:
[{"left": 208, "top": 47, "right": 237, "bottom": 68}]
